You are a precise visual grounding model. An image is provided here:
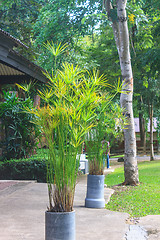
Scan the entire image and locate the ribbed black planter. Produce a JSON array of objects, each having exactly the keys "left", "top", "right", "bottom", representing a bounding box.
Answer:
[
  {"left": 45, "top": 210, "right": 75, "bottom": 240},
  {"left": 85, "top": 174, "right": 105, "bottom": 208}
]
